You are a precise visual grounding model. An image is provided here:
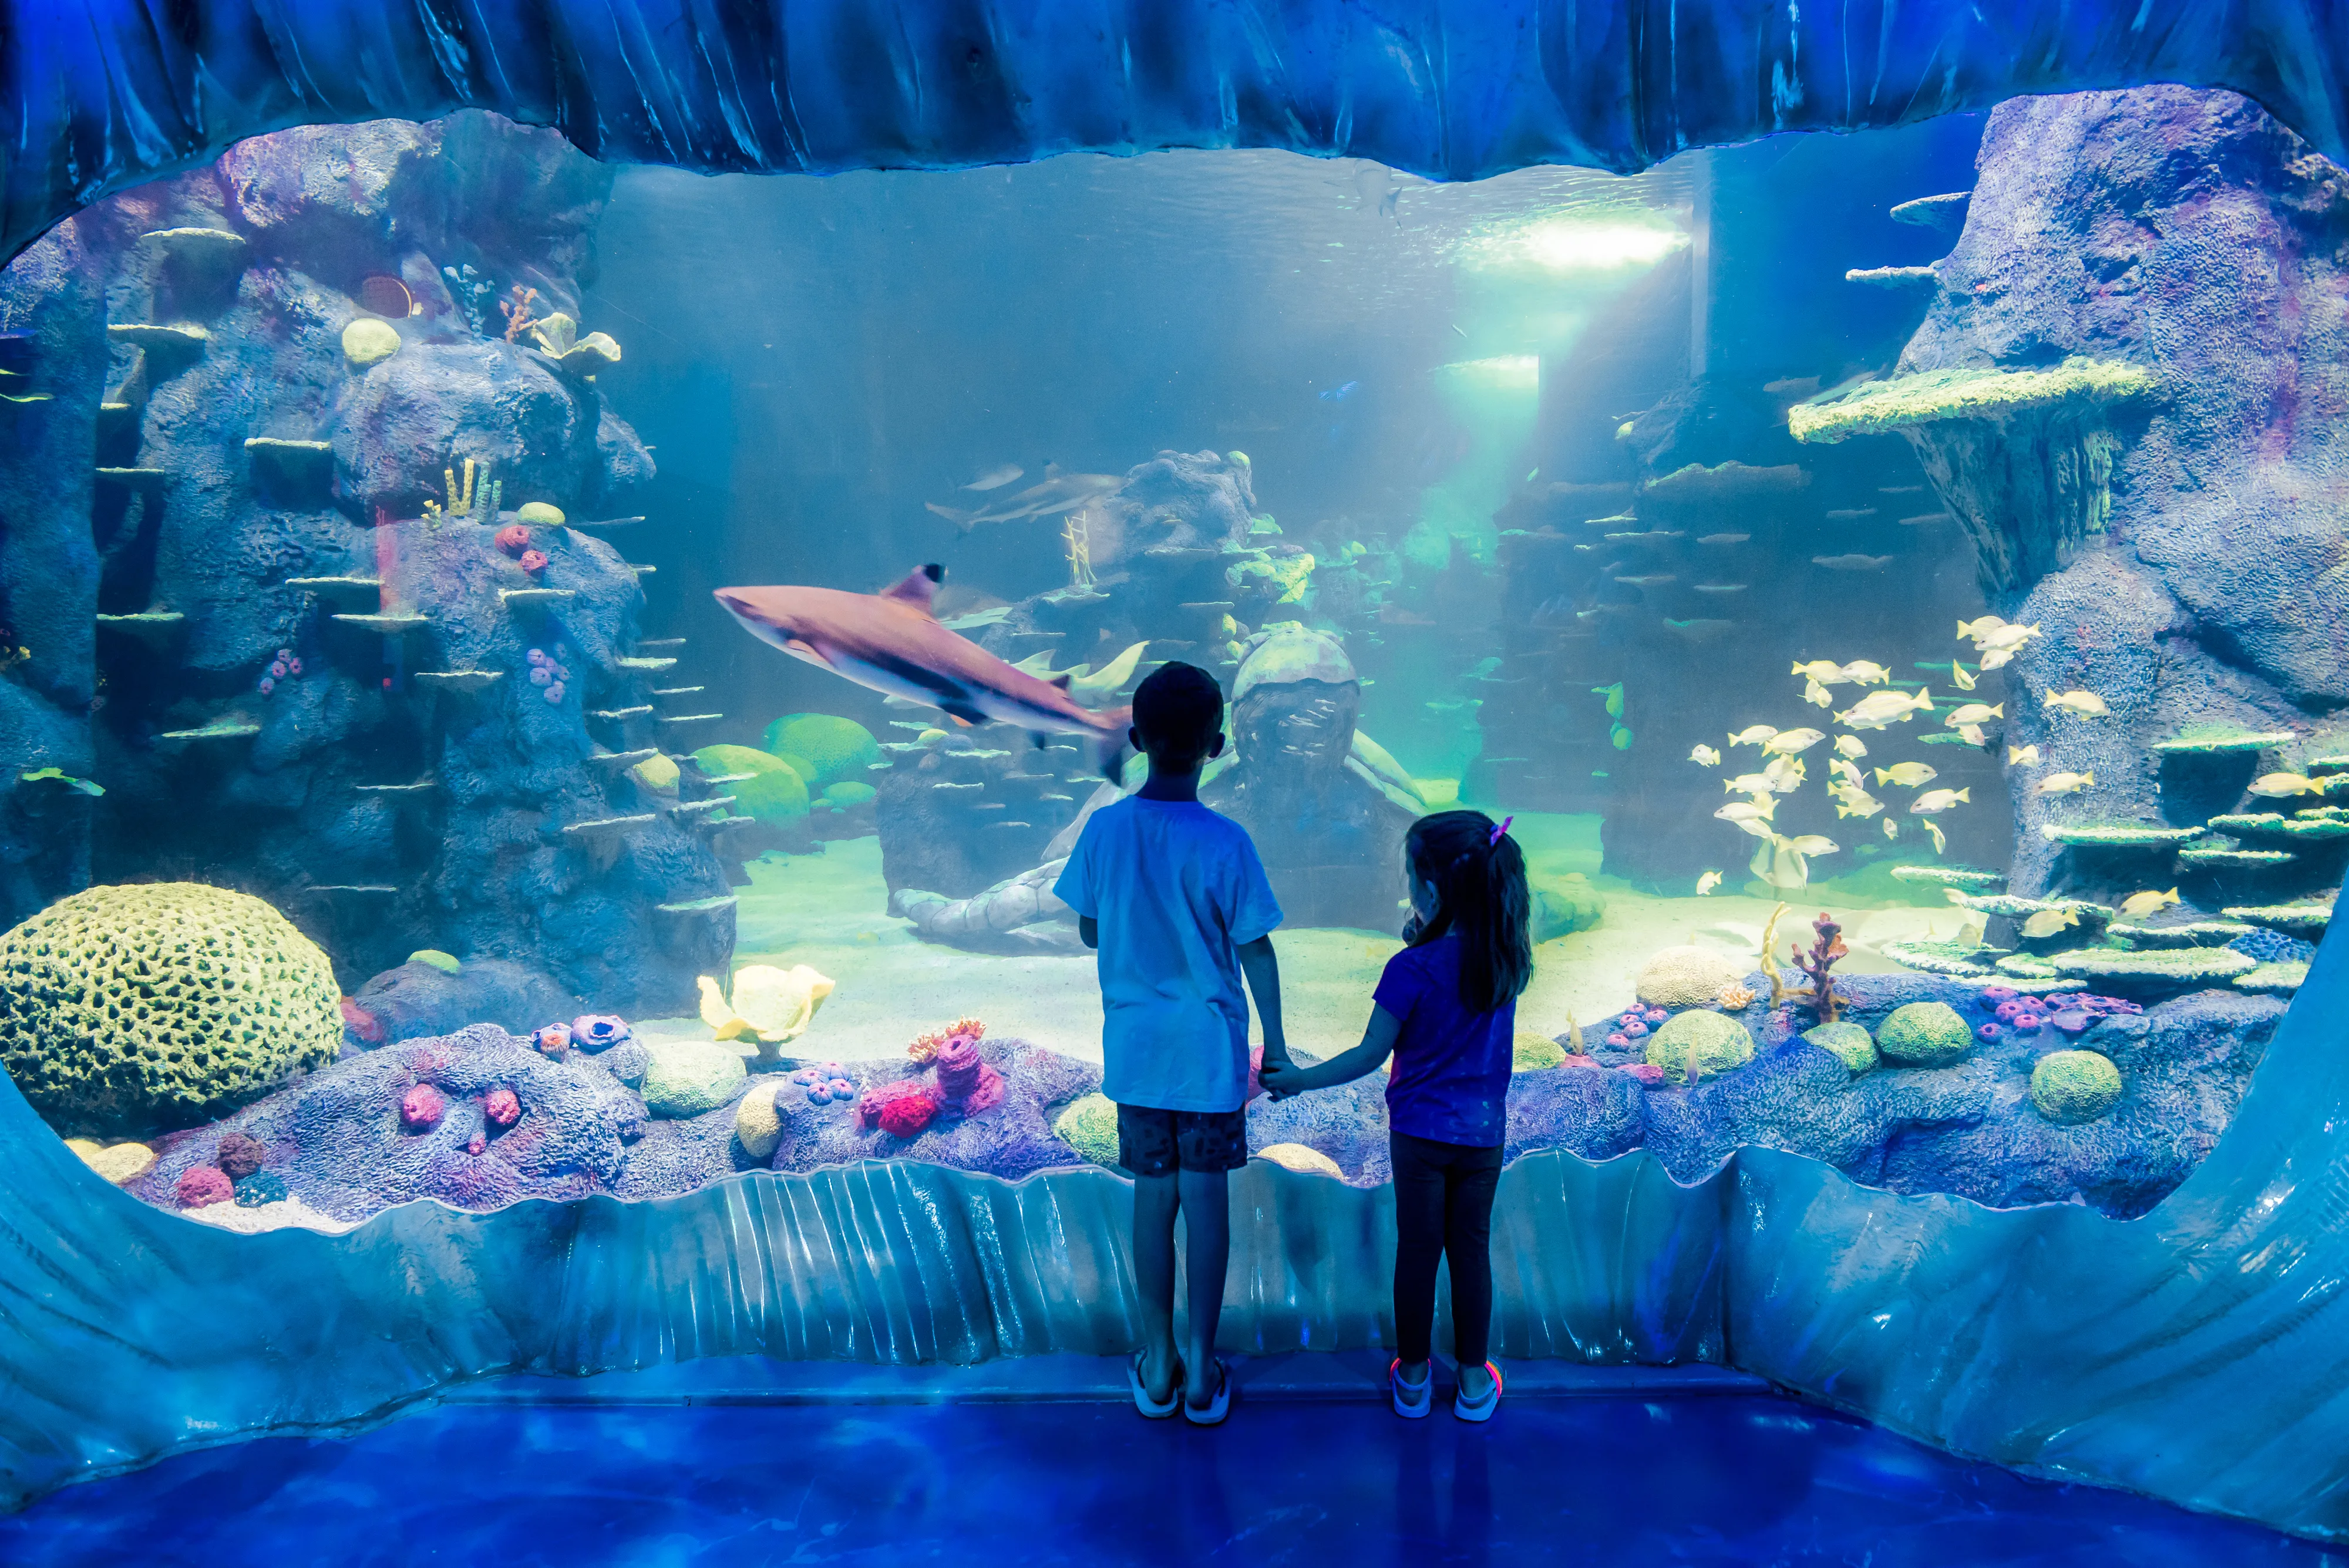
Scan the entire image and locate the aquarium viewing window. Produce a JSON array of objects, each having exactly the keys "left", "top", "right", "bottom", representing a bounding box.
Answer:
[{"left": 1, "top": 0, "right": 2348, "bottom": 1554}]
